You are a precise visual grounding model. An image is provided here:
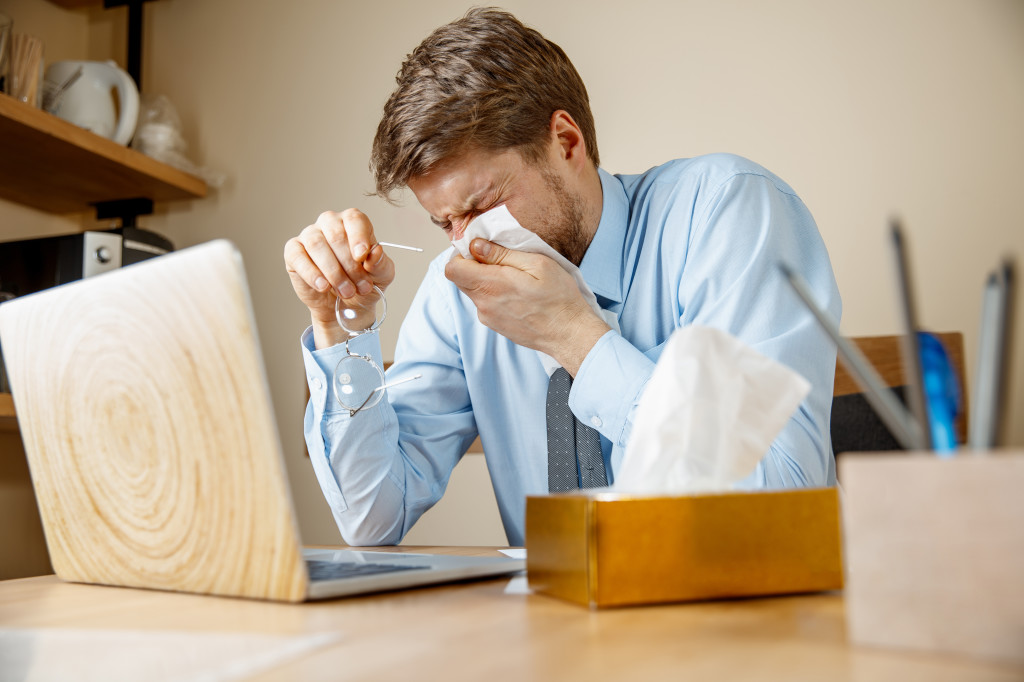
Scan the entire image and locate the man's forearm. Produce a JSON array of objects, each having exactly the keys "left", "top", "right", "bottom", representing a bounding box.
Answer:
[{"left": 550, "top": 308, "right": 612, "bottom": 377}]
